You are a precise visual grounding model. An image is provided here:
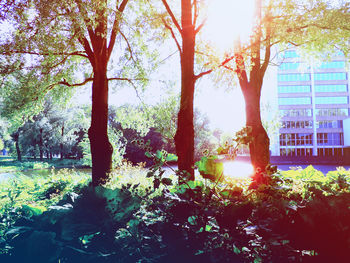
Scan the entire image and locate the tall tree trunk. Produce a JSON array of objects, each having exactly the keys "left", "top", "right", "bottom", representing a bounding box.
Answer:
[
  {"left": 174, "top": 0, "right": 196, "bottom": 180},
  {"left": 241, "top": 83, "right": 270, "bottom": 175},
  {"left": 60, "top": 124, "right": 64, "bottom": 160},
  {"left": 12, "top": 132, "right": 22, "bottom": 162},
  {"left": 88, "top": 67, "right": 113, "bottom": 186},
  {"left": 234, "top": 0, "right": 271, "bottom": 184},
  {"left": 39, "top": 128, "right": 43, "bottom": 161}
]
